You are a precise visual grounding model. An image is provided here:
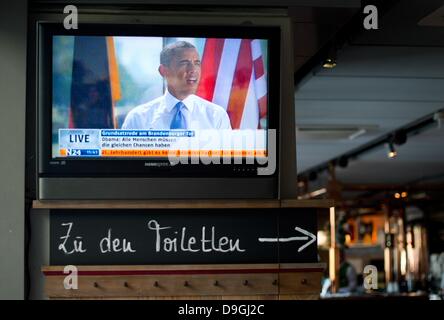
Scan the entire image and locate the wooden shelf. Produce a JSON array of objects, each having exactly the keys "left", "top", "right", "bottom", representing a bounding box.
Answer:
[
  {"left": 32, "top": 199, "right": 334, "bottom": 210},
  {"left": 42, "top": 263, "right": 326, "bottom": 299}
]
